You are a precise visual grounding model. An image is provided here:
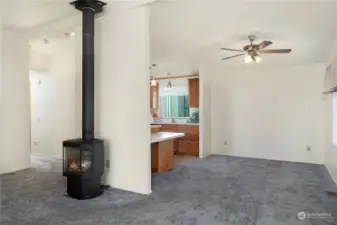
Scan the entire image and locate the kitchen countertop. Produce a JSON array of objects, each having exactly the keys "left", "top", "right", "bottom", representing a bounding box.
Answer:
[
  {"left": 151, "top": 122, "right": 199, "bottom": 126},
  {"left": 151, "top": 132, "right": 185, "bottom": 143}
]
